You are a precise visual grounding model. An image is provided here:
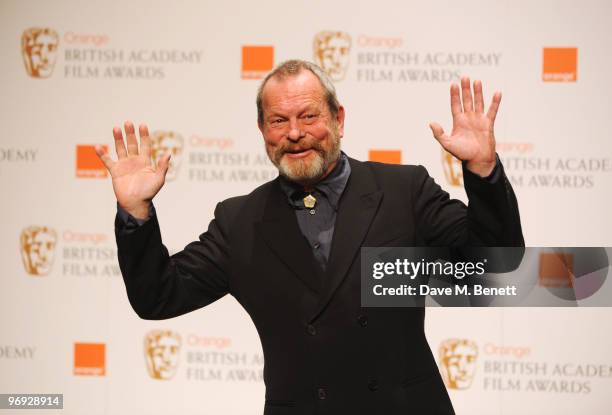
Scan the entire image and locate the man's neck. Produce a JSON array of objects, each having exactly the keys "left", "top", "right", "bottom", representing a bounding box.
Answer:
[{"left": 302, "top": 156, "right": 340, "bottom": 192}]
